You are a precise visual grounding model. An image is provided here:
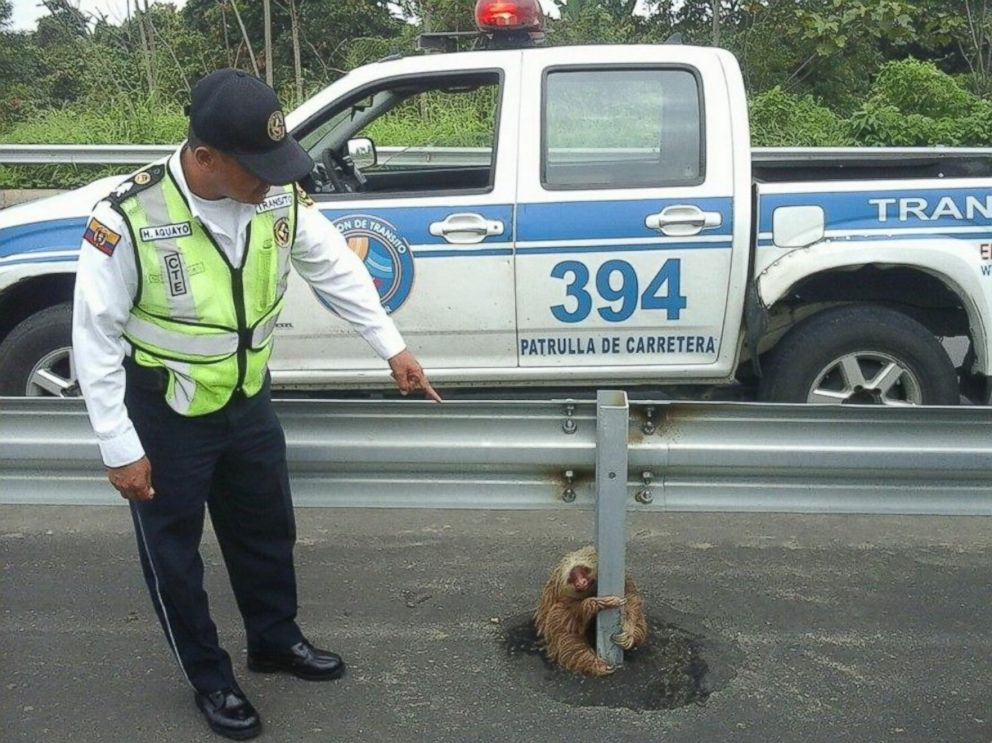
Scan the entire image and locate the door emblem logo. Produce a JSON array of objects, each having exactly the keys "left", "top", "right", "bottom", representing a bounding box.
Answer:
[{"left": 332, "top": 214, "right": 415, "bottom": 314}]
